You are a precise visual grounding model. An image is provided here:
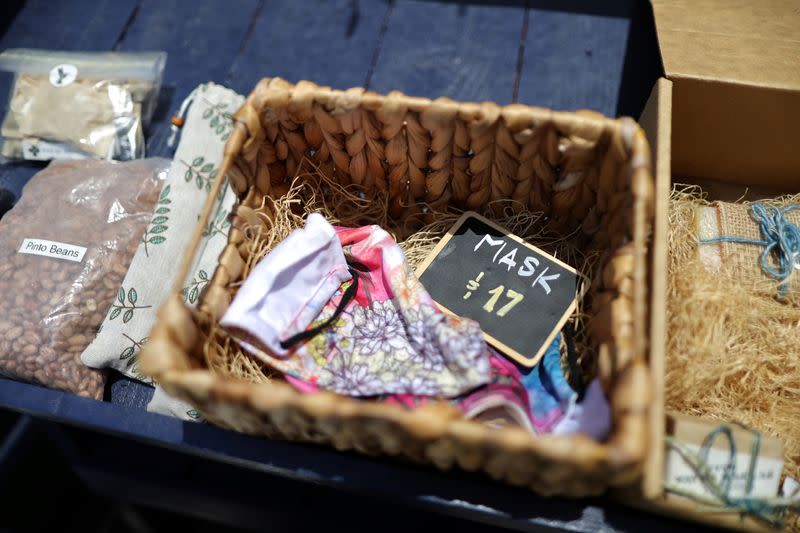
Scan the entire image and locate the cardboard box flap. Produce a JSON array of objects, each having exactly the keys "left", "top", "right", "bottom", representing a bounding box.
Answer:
[
  {"left": 638, "top": 78, "right": 671, "bottom": 500},
  {"left": 649, "top": 0, "right": 800, "bottom": 188},
  {"left": 652, "top": 0, "right": 800, "bottom": 91}
]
